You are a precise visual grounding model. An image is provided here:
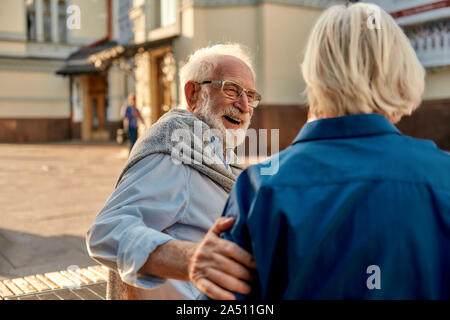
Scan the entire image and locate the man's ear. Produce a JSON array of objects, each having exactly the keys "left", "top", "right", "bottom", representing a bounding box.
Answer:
[{"left": 185, "top": 81, "right": 199, "bottom": 112}]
